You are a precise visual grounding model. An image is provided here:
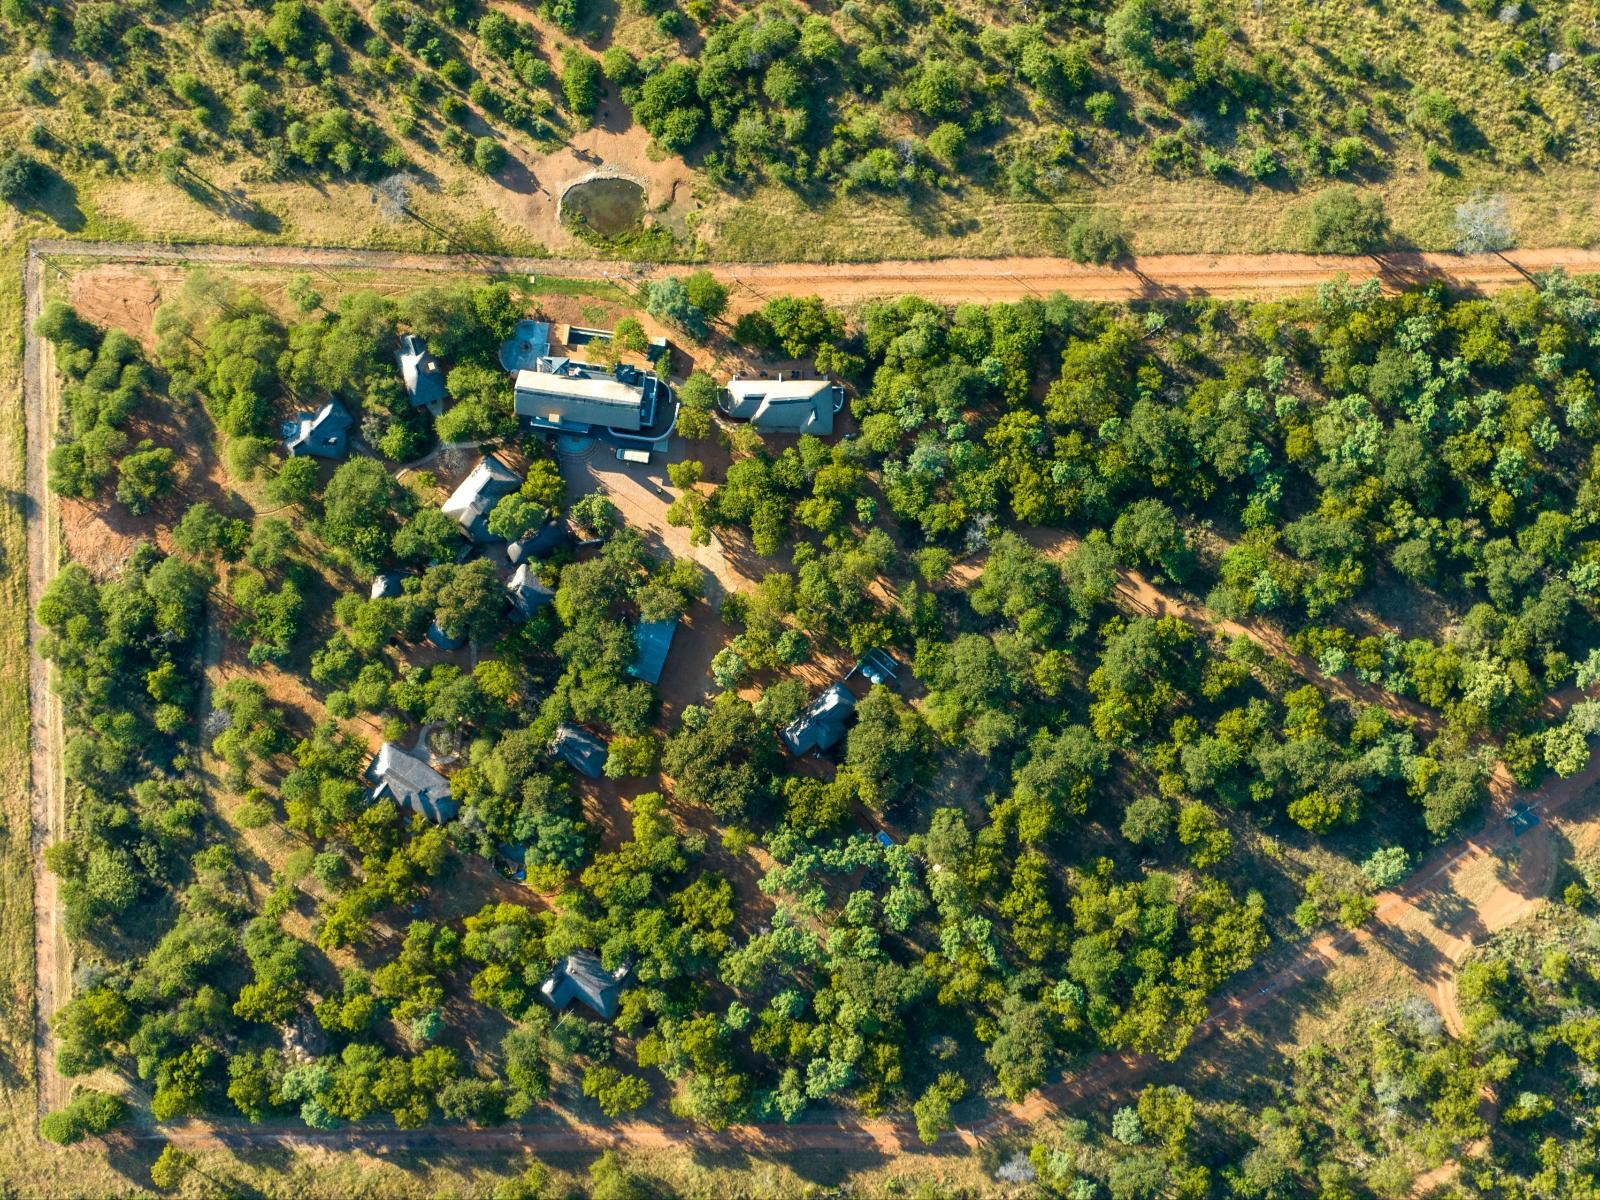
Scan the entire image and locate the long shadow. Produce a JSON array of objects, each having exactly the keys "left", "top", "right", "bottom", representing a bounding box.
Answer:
[{"left": 26, "top": 168, "right": 85, "bottom": 233}]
